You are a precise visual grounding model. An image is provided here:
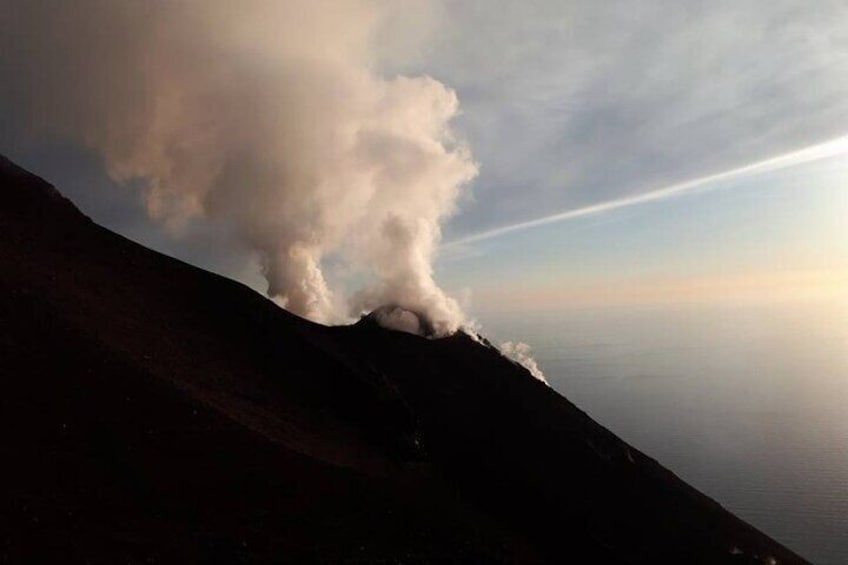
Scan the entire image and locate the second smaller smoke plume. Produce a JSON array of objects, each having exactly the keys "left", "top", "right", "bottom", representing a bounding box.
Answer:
[{"left": 500, "top": 341, "right": 548, "bottom": 384}]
